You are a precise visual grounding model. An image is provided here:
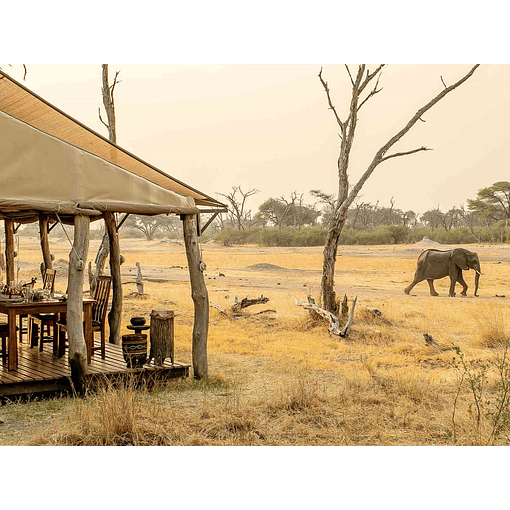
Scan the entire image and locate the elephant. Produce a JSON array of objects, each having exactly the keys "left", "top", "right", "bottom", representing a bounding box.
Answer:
[{"left": 404, "top": 248, "right": 482, "bottom": 297}]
